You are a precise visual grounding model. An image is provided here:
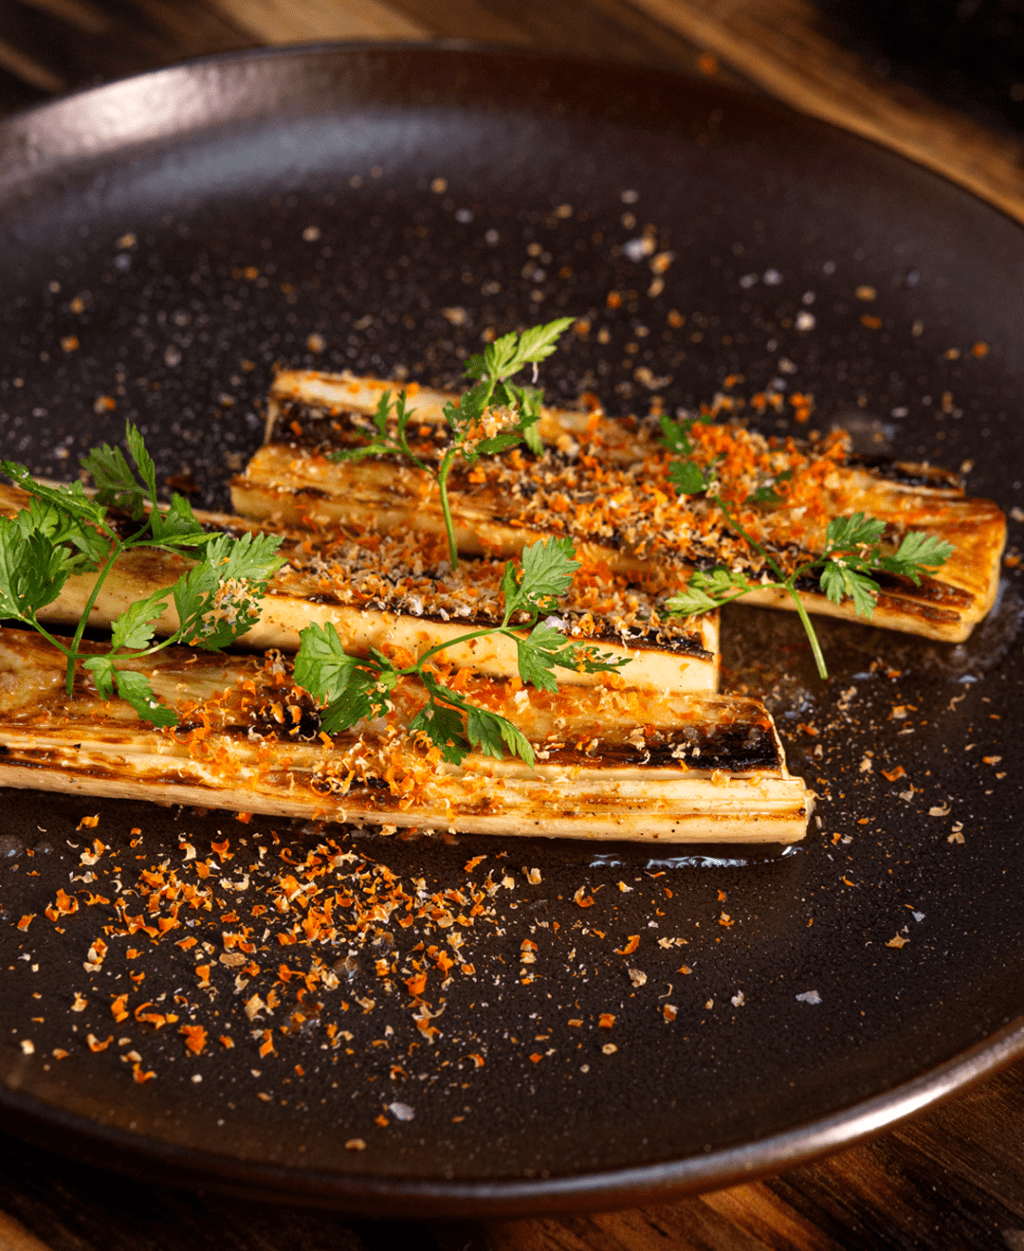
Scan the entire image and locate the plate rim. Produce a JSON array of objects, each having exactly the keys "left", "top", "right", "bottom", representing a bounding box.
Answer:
[
  {"left": 6, "top": 34, "right": 1018, "bottom": 229},
  {"left": 4, "top": 1017, "right": 1022, "bottom": 1216}
]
